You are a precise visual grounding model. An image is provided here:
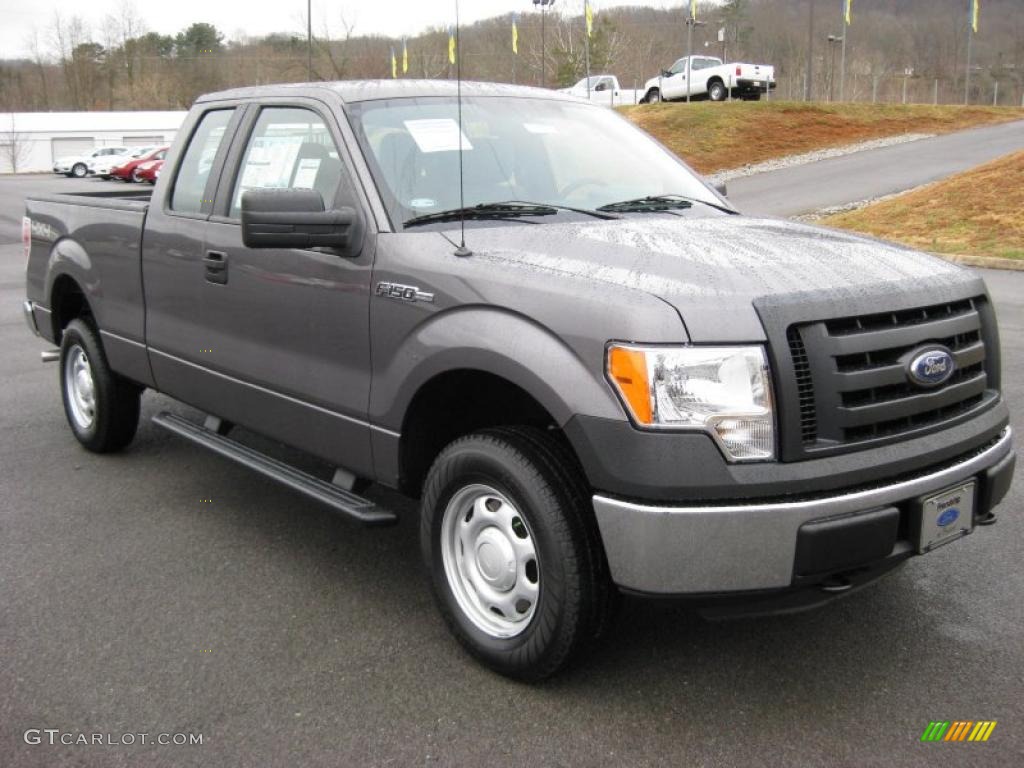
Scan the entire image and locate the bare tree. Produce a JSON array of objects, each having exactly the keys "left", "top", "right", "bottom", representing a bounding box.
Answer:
[
  {"left": 1, "top": 116, "right": 34, "bottom": 174},
  {"left": 317, "top": 11, "right": 359, "bottom": 80}
]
